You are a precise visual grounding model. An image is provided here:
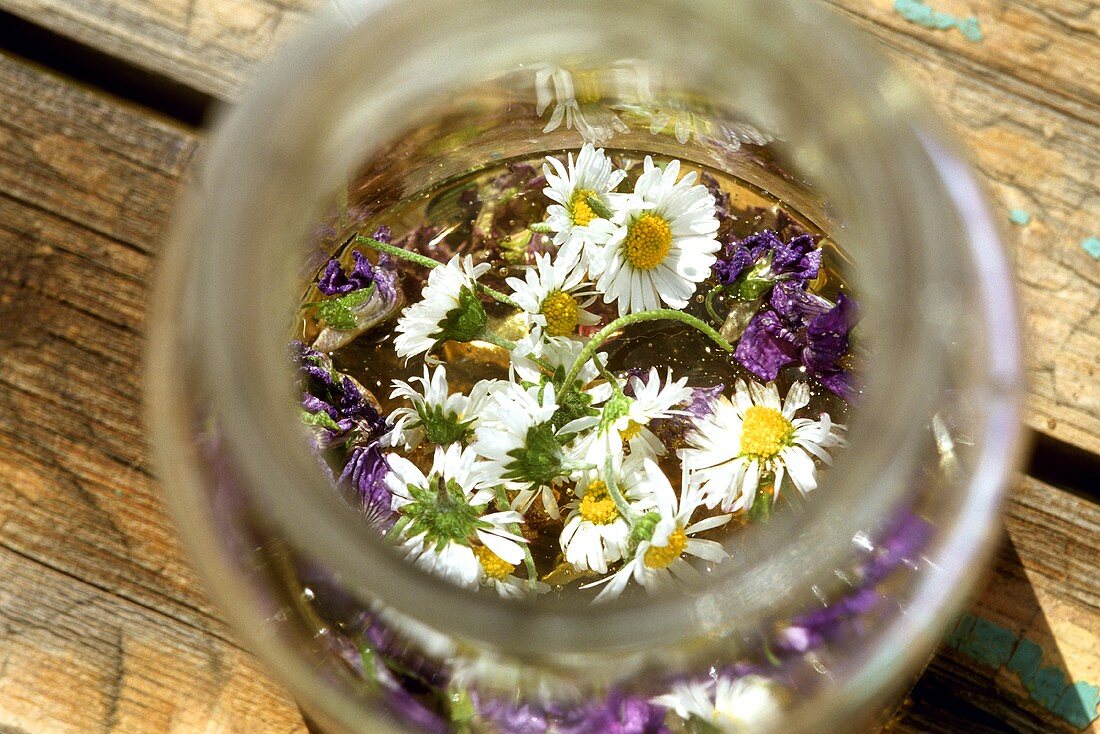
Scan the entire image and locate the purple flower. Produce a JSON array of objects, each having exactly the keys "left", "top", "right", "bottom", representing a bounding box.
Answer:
[
  {"left": 318, "top": 249, "right": 376, "bottom": 295},
  {"left": 339, "top": 443, "right": 394, "bottom": 529},
  {"left": 474, "top": 695, "right": 550, "bottom": 734},
  {"left": 554, "top": 691, "right": 670, "bottom": 734},
  {"left": 713, "top": 229, "right": 821, "bottom": 292},
  {"left": 296, "top": 343, "right": 384, "bottom": 434},
  {"left": 734, "top": 284, "right": 857, "bottom": 399}
]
